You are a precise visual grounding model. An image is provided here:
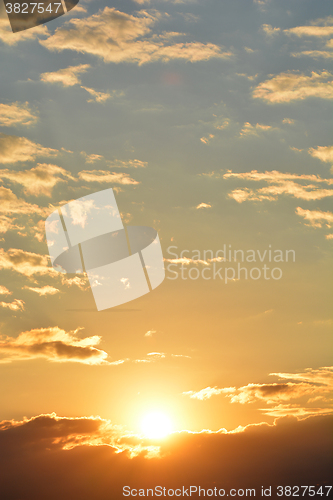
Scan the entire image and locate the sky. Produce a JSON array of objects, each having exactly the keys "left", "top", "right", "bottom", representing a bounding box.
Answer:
[{"left": 0, "top": 0, "right": 332, "bottom": 497}]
